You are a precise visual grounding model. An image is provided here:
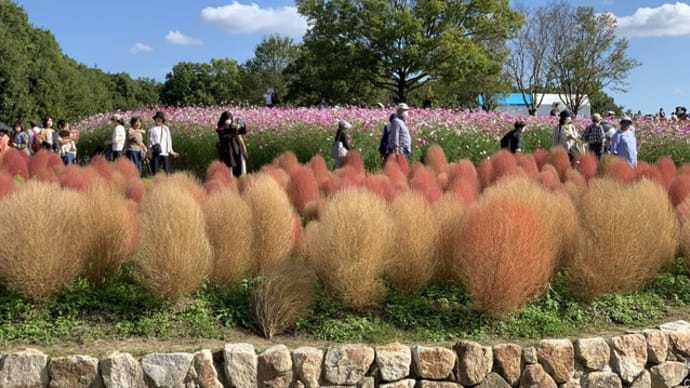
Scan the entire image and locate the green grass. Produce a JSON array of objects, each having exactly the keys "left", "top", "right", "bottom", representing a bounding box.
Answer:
[{"left": 0, "top": 260, "right": 689, "bottom": 346}]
